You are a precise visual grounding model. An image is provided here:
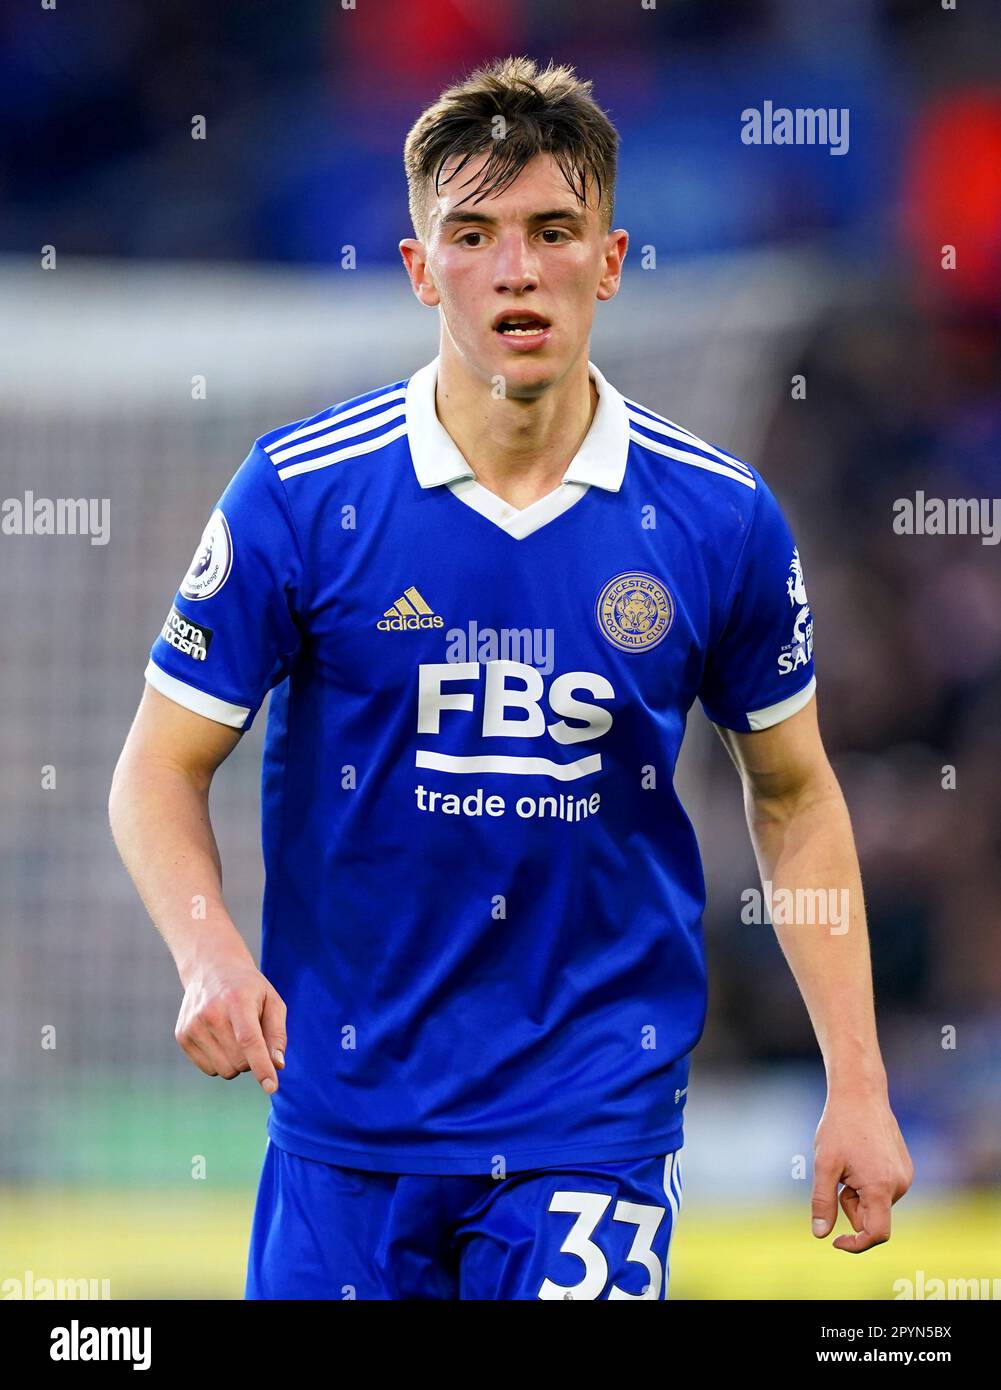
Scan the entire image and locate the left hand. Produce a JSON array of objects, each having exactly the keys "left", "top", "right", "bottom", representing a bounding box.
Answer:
[{"left": 811, "top": 1085, "right": 914, "bottom": 1252}]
